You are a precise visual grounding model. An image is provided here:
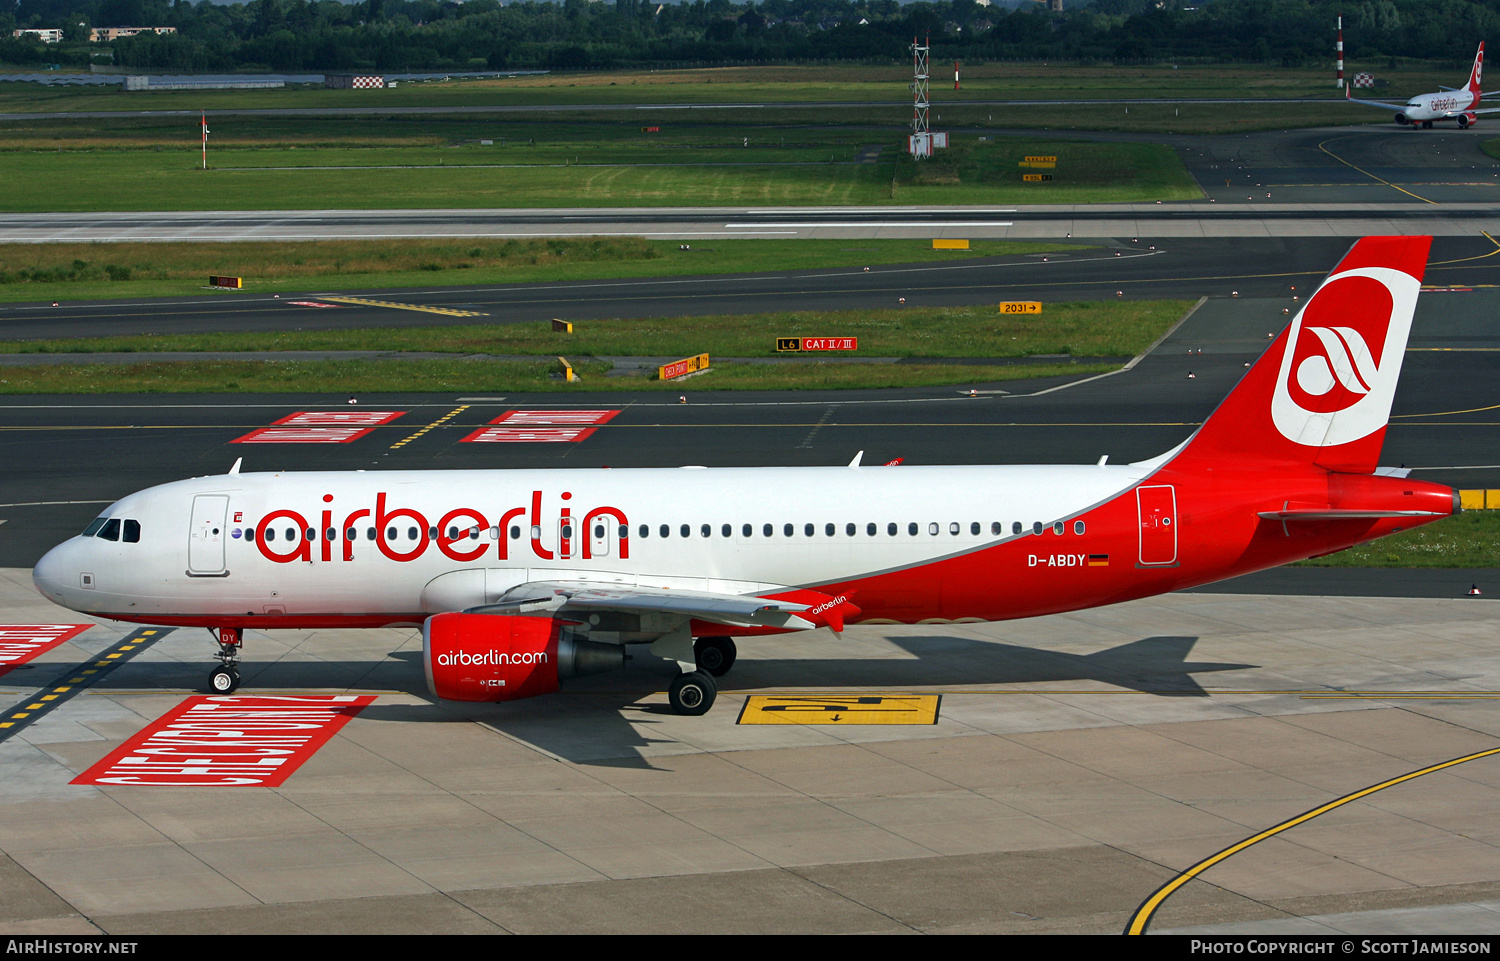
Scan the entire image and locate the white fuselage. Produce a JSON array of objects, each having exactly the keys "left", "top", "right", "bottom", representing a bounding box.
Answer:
[
  {"left": 1402, "top": 90, "right": 1478, "bottom": 121},
  {"left": 32, "top": 464, "right": 1148, "bottom": 625}
]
